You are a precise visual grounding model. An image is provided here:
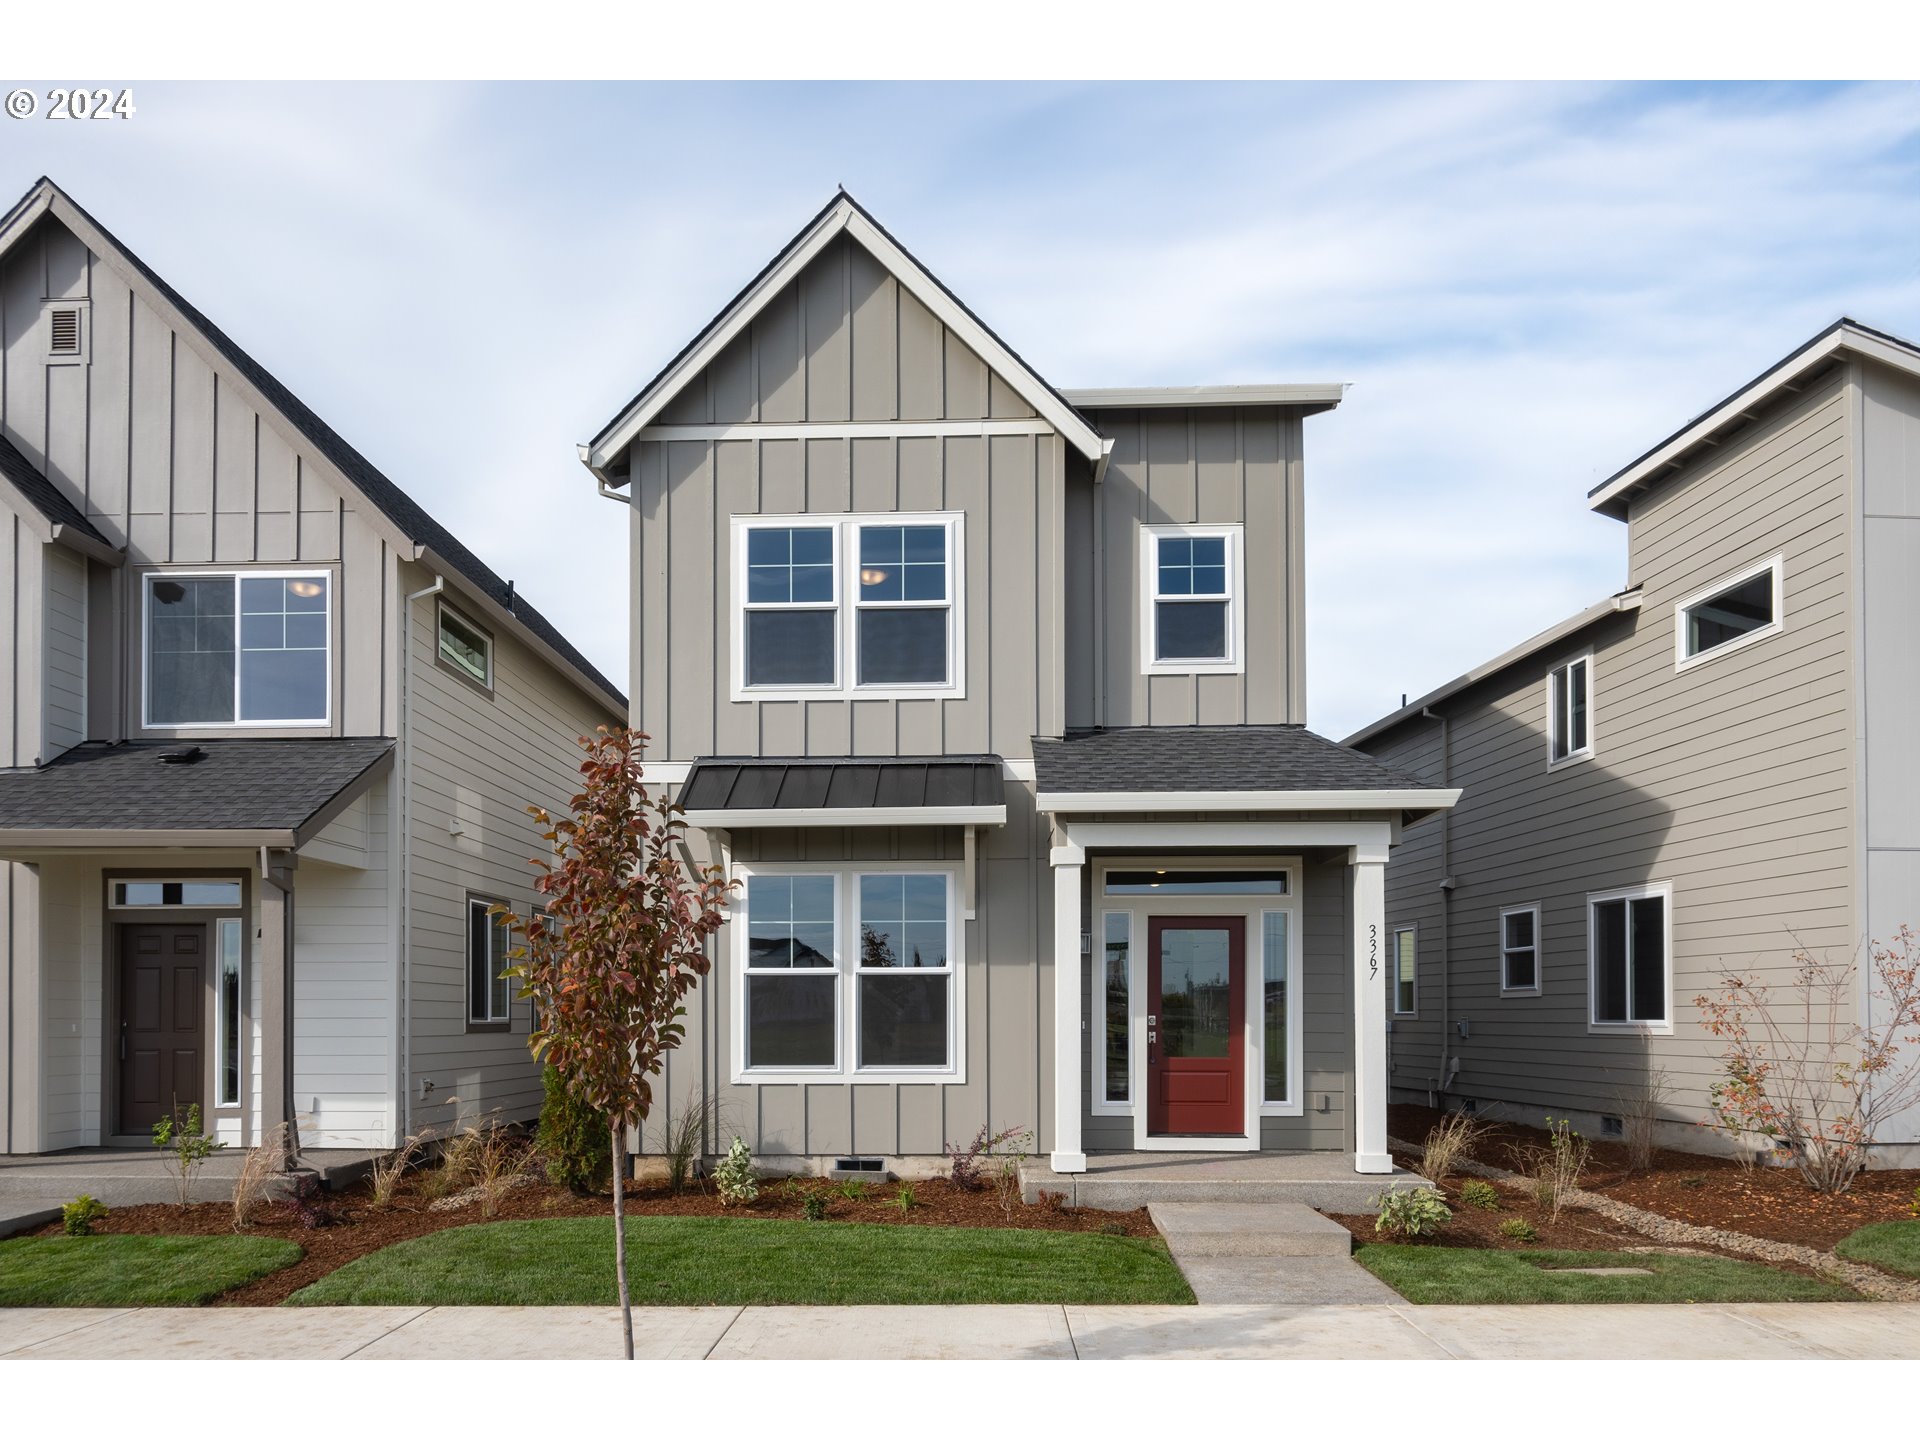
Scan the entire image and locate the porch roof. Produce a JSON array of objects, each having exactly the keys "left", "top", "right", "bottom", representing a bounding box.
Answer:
[
  {"left": 0, "top": 737, "right": 394, "bottom": 849},
  {"left": 1031, "top": 725, "right": 1457, "bottom": 819},
  {"left": 680, "top": 754, "right": 1006, "bottom": 829}
]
